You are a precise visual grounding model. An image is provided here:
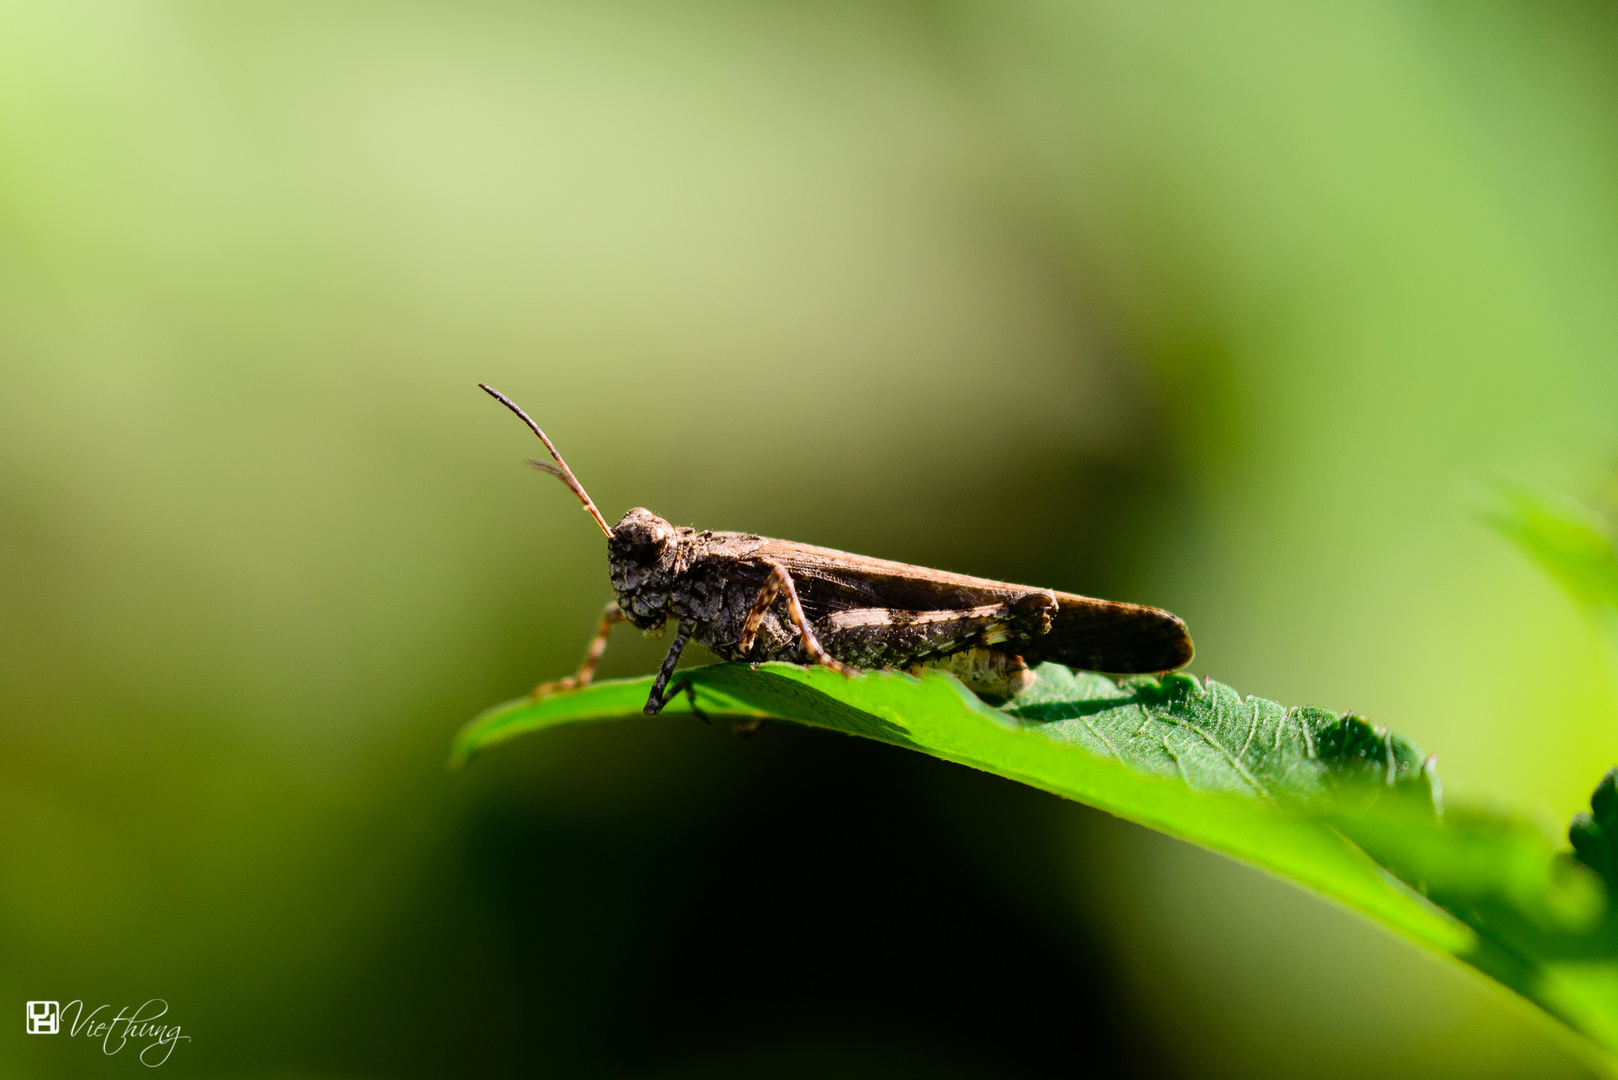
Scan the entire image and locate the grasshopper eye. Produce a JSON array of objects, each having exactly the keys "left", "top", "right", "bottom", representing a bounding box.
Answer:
[{"left": 609, "top": 508, "right": 673, "bottom": 566}]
